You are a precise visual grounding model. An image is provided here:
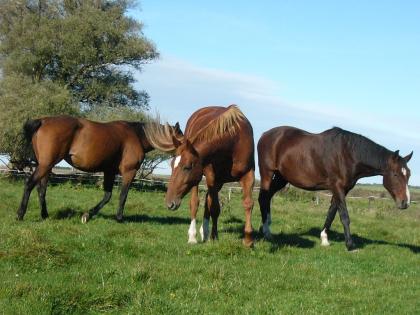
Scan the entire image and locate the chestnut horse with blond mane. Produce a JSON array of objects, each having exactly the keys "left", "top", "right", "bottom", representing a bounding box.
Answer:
[
  {"left": 146, "top": 105, "right": 255, "bottom": 246},
  {"left": 17, "top": 116, "right": 182, "bottom": 222}
]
